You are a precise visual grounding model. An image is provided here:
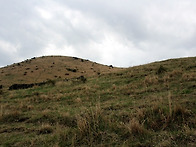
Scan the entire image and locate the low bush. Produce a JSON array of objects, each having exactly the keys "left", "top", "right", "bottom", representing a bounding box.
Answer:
[{"left": 156, "top": 65, "right": 167, "bottom": 75}]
